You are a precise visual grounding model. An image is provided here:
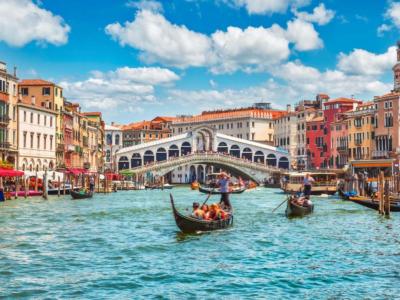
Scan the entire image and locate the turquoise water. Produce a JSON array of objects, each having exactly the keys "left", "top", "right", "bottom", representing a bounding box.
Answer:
[{"left": 0, "top": 187, "right": 399, "bottom": 299}]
